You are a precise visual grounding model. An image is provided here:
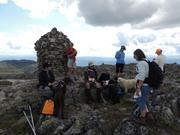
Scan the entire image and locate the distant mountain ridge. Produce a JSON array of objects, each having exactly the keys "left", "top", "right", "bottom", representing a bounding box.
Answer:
[
  {"left": 1, "top": 60, "right": 36, "bottom": 68},
  {"left": 0, "top": 60, "right": 37, "bottom": 79}
]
